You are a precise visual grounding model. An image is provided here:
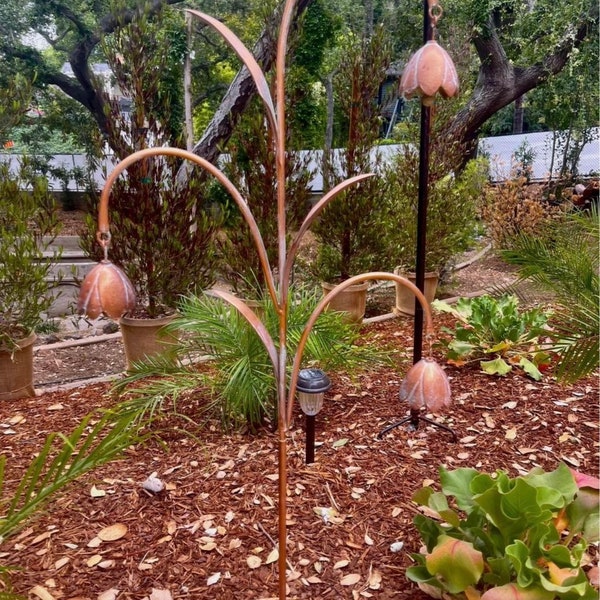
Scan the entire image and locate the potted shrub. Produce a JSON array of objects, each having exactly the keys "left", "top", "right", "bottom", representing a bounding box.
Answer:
[
  {"left": 0, "top": 159, "right": 62, "bottom": 399},
  {"left": 312, "top": 29, "right": 392, "bottom": 322},
  {"left": 215, "top": 108, "right": 312, "bottom": 301},
  {"left": 383, "top": 148, "right": 487, "bottom": 316},
  {"left": 406, "top": 463, "right": 599, "bottom": 599},
  {"left": 79, "top": 7, "right": 221, "bottom": 367}
]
